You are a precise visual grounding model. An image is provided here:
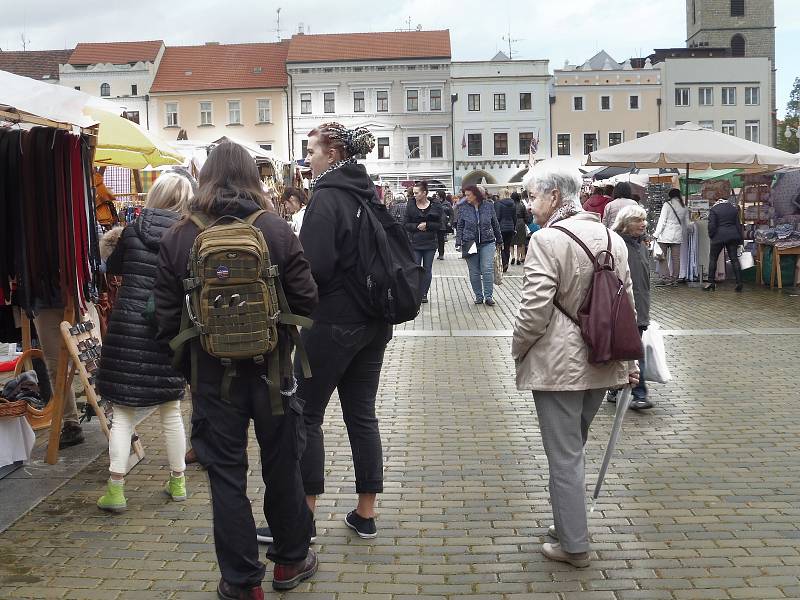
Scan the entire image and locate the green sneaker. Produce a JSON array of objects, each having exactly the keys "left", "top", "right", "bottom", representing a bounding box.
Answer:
[
  {"left": 97, "top": 479, "right": 127, "bottom": 513},
  {"left": 165, "top": 474, "right": 187, "bottom": 502}
]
